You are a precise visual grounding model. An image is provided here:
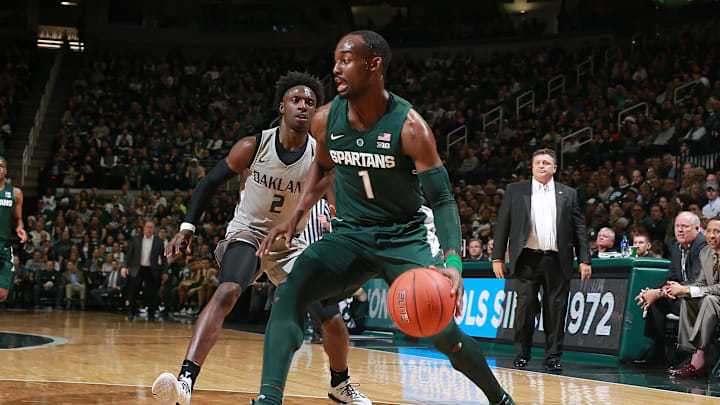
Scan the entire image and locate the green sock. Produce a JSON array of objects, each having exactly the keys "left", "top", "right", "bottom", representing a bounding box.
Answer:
[{"left": 430, "top": 322, "right": 506, "bottom": 404}]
